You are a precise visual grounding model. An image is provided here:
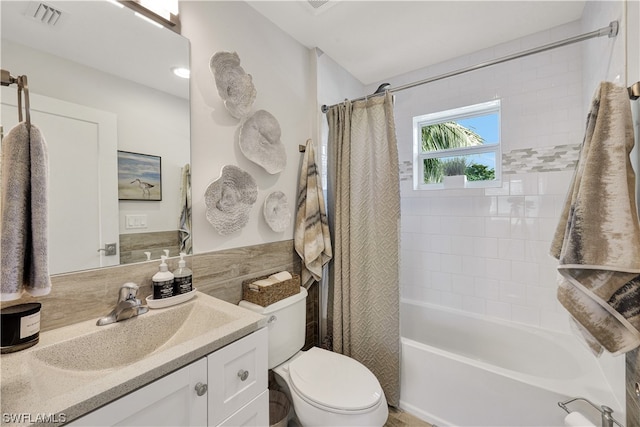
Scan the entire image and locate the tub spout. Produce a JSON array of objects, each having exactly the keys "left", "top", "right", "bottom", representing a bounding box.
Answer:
[
  {"left": 601, "top": 406, "right": 614, "bottom": 427},
  {"left": 557, "top": 397, "right": 622, "bottom": 427}
]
